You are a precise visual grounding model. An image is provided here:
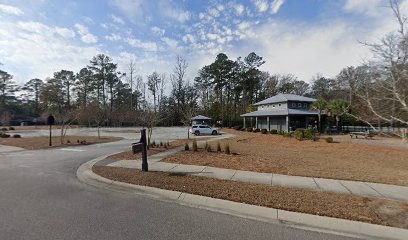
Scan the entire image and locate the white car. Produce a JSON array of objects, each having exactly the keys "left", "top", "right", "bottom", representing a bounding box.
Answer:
[{"left": 189, "top": 125, "right": 219, "bottom": 135}]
